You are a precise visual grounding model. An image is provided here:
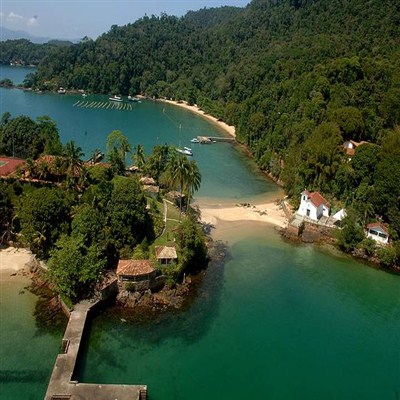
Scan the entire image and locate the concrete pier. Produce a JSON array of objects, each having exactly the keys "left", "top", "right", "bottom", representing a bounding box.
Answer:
[
  {"left": 196, "top": 135, "right": 235, "bottom": 143},
  {"left": 206, "top": 136, "right": 235, "bottom": 142},
  {"left": 45, "top": 300, "right": 146, "bottom": 400}
]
